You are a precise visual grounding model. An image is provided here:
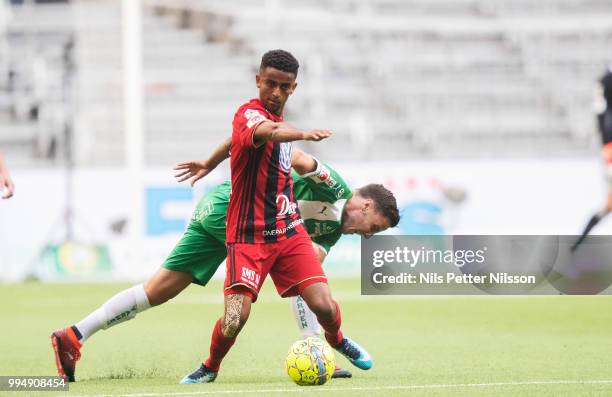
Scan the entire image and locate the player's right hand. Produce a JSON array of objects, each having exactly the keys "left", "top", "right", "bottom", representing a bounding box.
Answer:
[
  {"left": 0, "top": 172, "right": 14, "bottom": 199},
  {"left": 304, "top": 129, "right": 332, "bottom": 142},
  {"left": 174, "top": 160, "right": 213, "bottom": 187}
]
